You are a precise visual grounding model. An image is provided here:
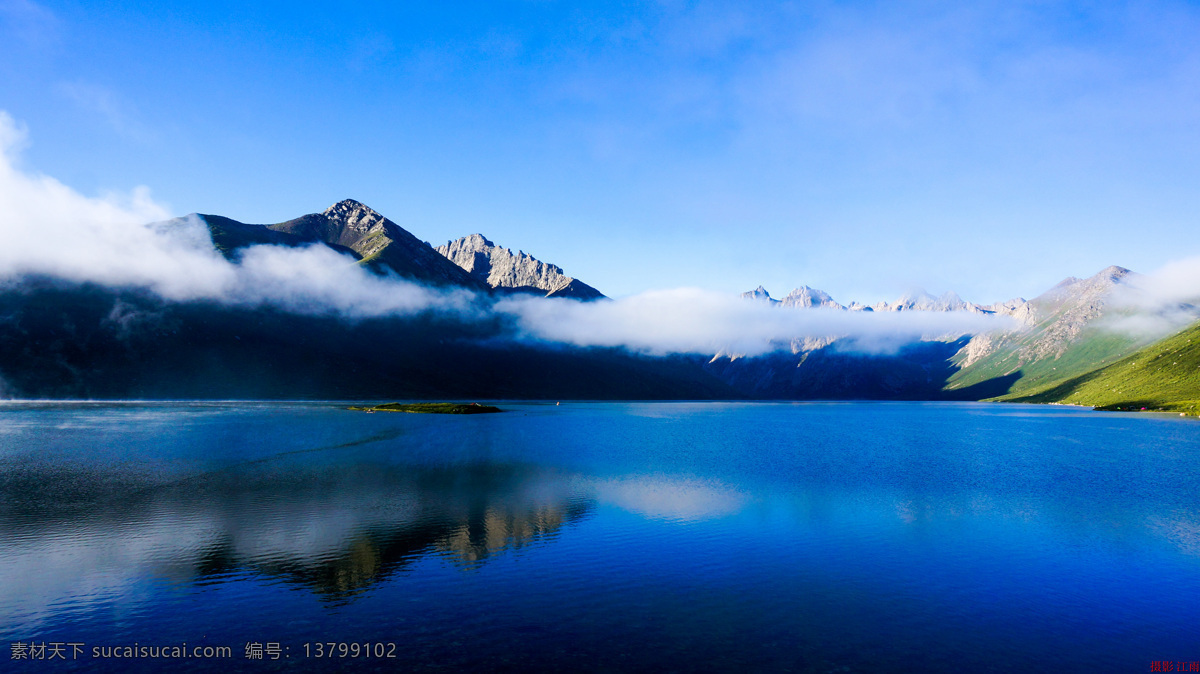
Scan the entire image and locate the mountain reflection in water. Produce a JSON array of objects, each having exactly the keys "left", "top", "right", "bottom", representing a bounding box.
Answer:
[{"left": 1, "top": 455, "right": 592, "bottom": 619}]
